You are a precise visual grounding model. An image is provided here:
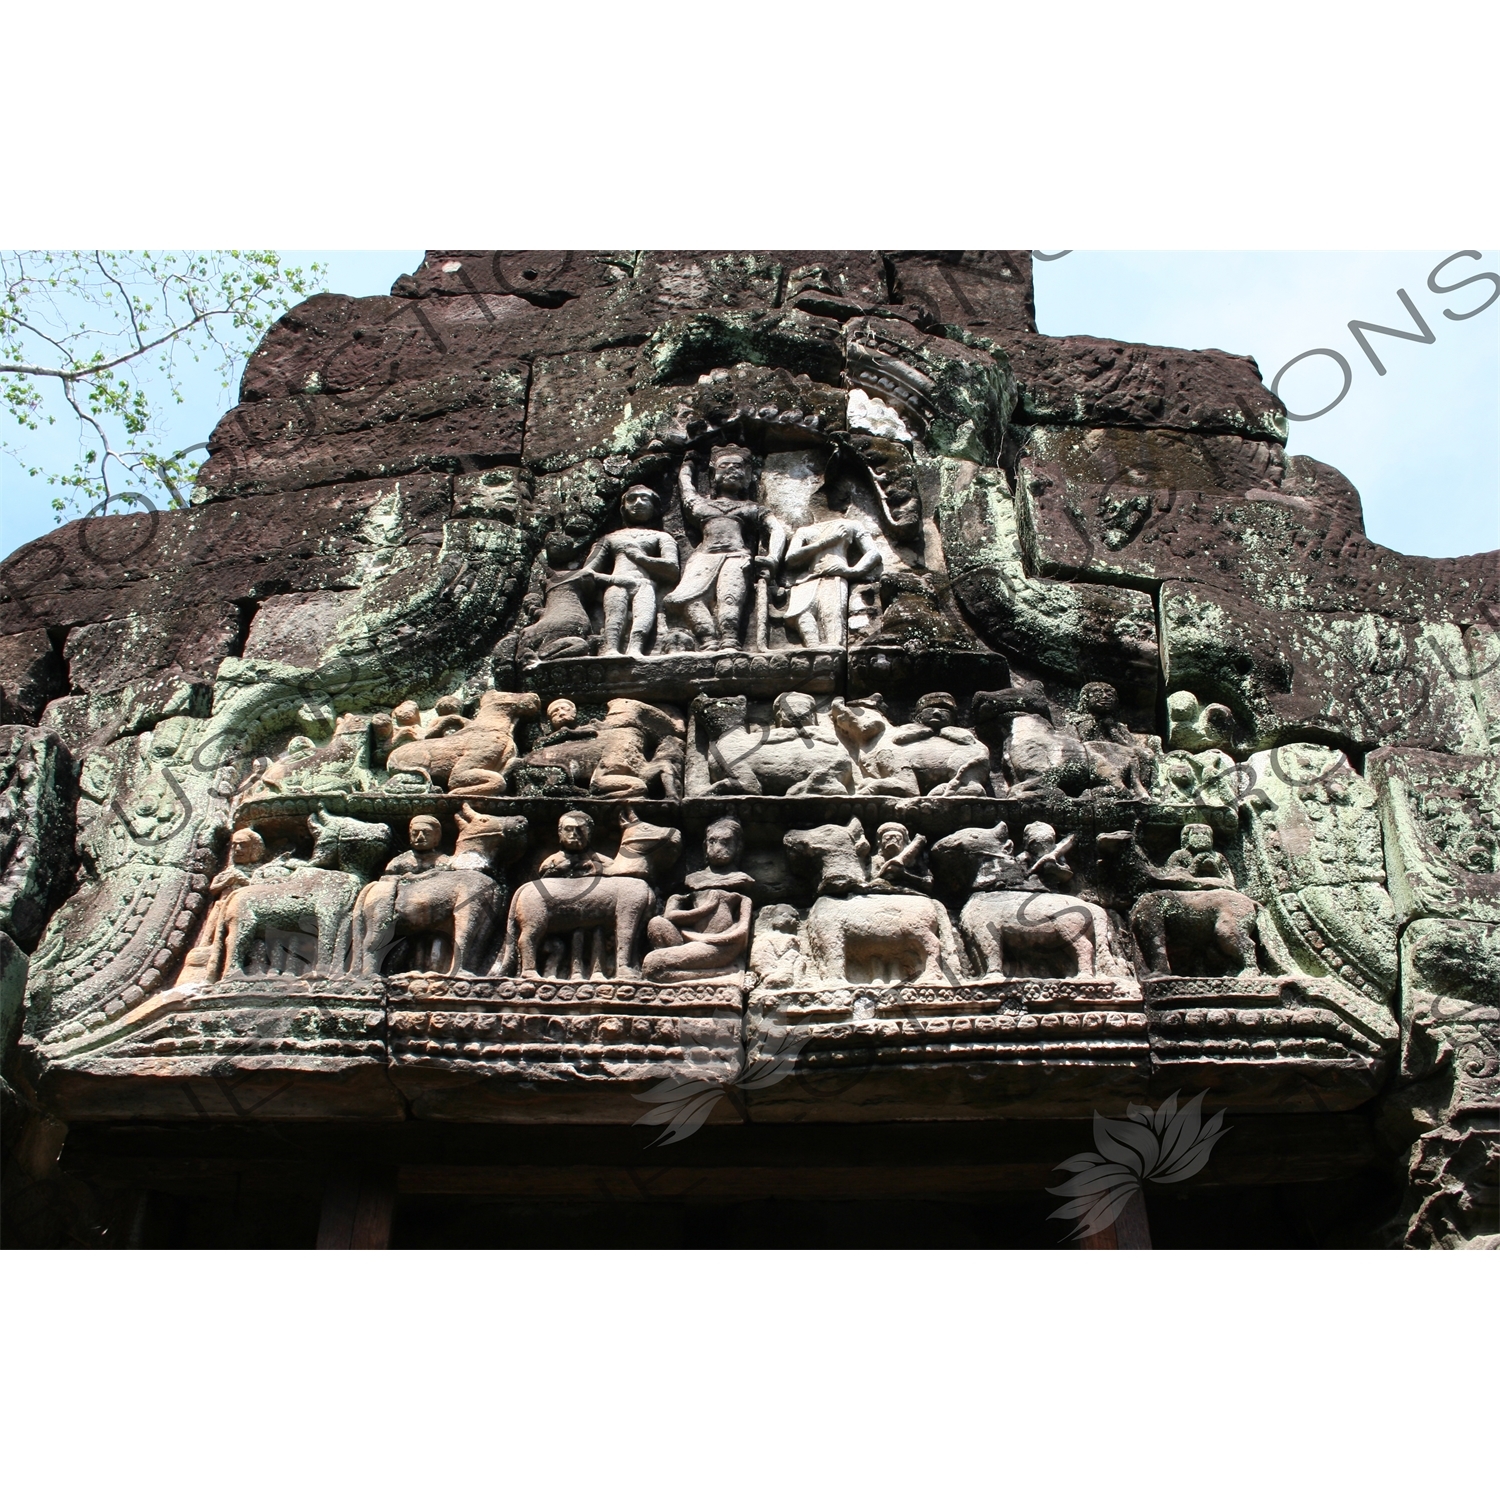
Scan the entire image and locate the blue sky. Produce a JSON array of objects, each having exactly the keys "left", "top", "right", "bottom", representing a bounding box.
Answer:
[
  {"left": 1033, "top": 252, "right": 1498, "bottom": 560},
  {"left": 3, "top": 250, "right": 1495, "bottom": 560}
]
